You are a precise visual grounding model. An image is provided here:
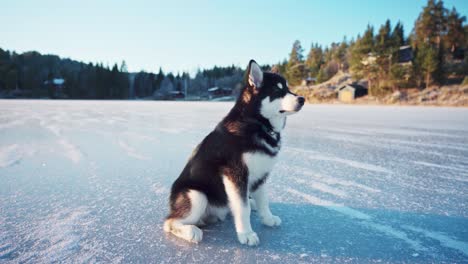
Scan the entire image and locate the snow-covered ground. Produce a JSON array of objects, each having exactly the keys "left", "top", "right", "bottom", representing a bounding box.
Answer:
[{"left": 1, "top": 100, "right": 467, "bottom": 263}]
